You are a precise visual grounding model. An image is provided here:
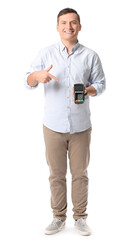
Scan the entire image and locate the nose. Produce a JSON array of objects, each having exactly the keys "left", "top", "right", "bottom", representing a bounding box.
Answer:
[{"left": 66, "top": 22, "right": 72, "bottom": 29}]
